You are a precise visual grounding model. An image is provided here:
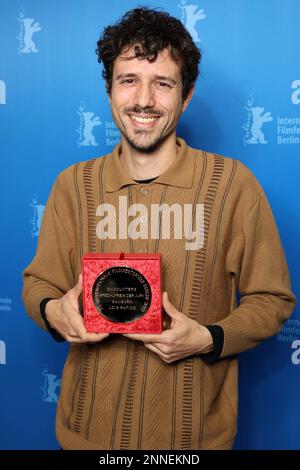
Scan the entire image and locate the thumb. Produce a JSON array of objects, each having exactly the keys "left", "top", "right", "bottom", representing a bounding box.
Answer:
[
  {"left": 162, "top": 291, "right": 178, "bottom": 320},
  {"left": 74, "top": 273, "right": 83, "bottom": 296}
]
